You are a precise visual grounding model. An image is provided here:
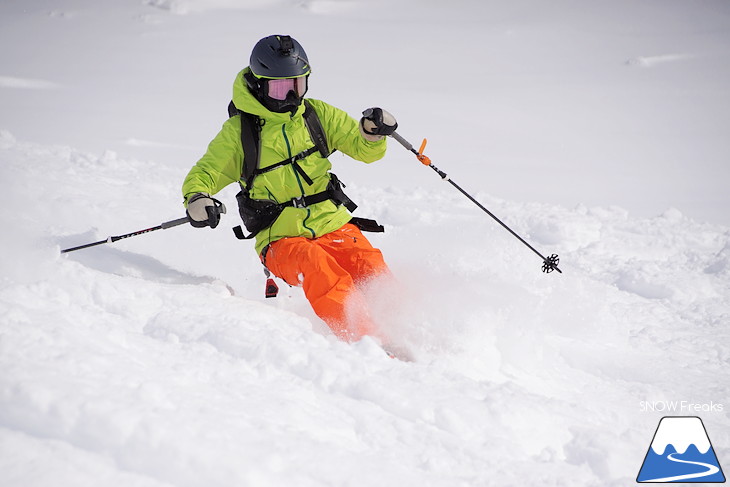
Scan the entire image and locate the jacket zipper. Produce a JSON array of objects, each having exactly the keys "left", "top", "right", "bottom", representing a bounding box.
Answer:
[{"left": 281, "top": 124, "right": 316, "bottom": 238}]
